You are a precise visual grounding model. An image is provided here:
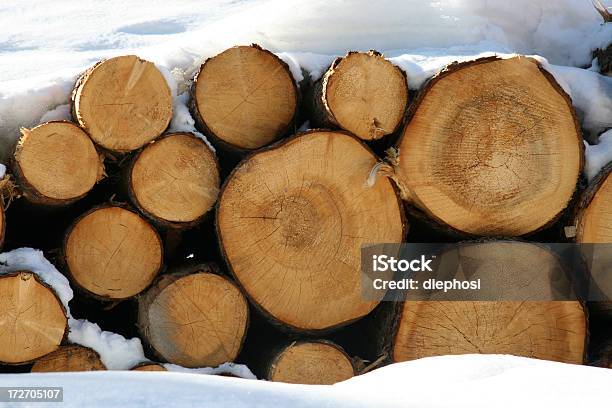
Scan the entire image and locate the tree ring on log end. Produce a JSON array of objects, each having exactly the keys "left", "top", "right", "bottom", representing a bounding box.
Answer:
[
  {"left": 192, "top": 45, "right": 298, "bottom": 150},
  {"left": 391, "top": 242, "right": 586, "bottom": 364},
  {"left": 218, "top": 130, "right": 405, "bottom": 331},
  {"left": 14, "top": 121, "right": 102, "bottom": 204},
  {"left": 65, "top": 206, "right": 163, "bottom": 299},
  {"left": 324, "top": 51, "right": 408, "bottom": 140},
  {"left": 73, "top": 55, "right": 172, "bottom": 152},
  {"left": 129, "top": 132, "right": 220, "bottom": 225},
  {"left": 0, "top": 272, "right": 67, "bottom": 364},
  {"left": 139, "top": 271, "right": 248, "bottom": 368},
  {"left": 269, "top": 341, "right": 355, "bottom": 384},
  {"left": 396, "top": 56, "right": 583, "bottom": 236}
]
